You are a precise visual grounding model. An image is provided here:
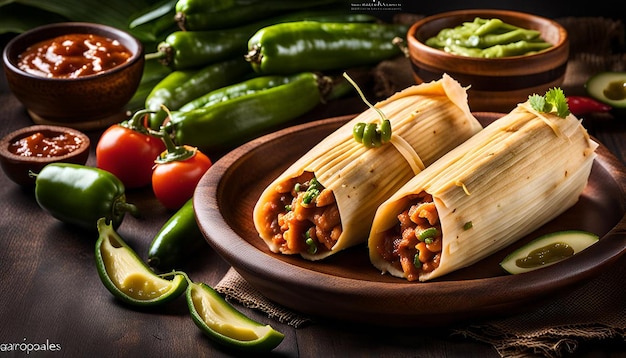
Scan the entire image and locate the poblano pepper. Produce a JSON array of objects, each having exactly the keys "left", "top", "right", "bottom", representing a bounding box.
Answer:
[
  {"left": 245, "top": 21, "right": 409, "bottom": 74},
  {"left": 150, "top": 10, "right": 378, "bottom": 70},
  {"left": 178, "top": 73, "right": 309, "bottom": 112},
  {"left": 165, "top": 72, "right": 332, "bottom": 153},
  {"left": 174, "top": 0, "right": 340, "bottom": 31},
  {"left": 34, "top": 163, "right": 138, "bottom": 231},
  {"left": 145, "top": 58, "right": 253, "bottom": 129}
]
